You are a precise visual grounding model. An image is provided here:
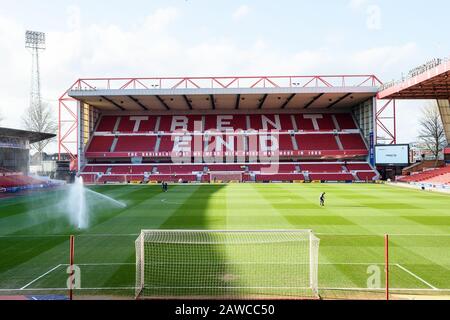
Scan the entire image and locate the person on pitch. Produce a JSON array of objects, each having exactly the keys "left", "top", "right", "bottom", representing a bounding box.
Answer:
[{"left": 319, "top": 192, "right": 326, "bottom": 207}]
